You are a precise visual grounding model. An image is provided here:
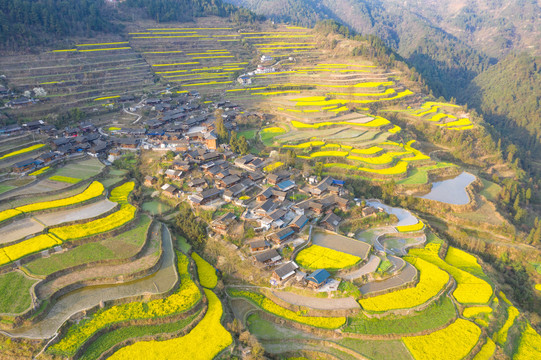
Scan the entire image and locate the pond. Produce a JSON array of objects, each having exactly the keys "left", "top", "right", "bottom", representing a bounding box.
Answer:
[
  {"left": 366, "top": 200, "right": 418, "bottom": 227},
  {"left": 418, "top": 172, "right": 475, "bottom": 205}
]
